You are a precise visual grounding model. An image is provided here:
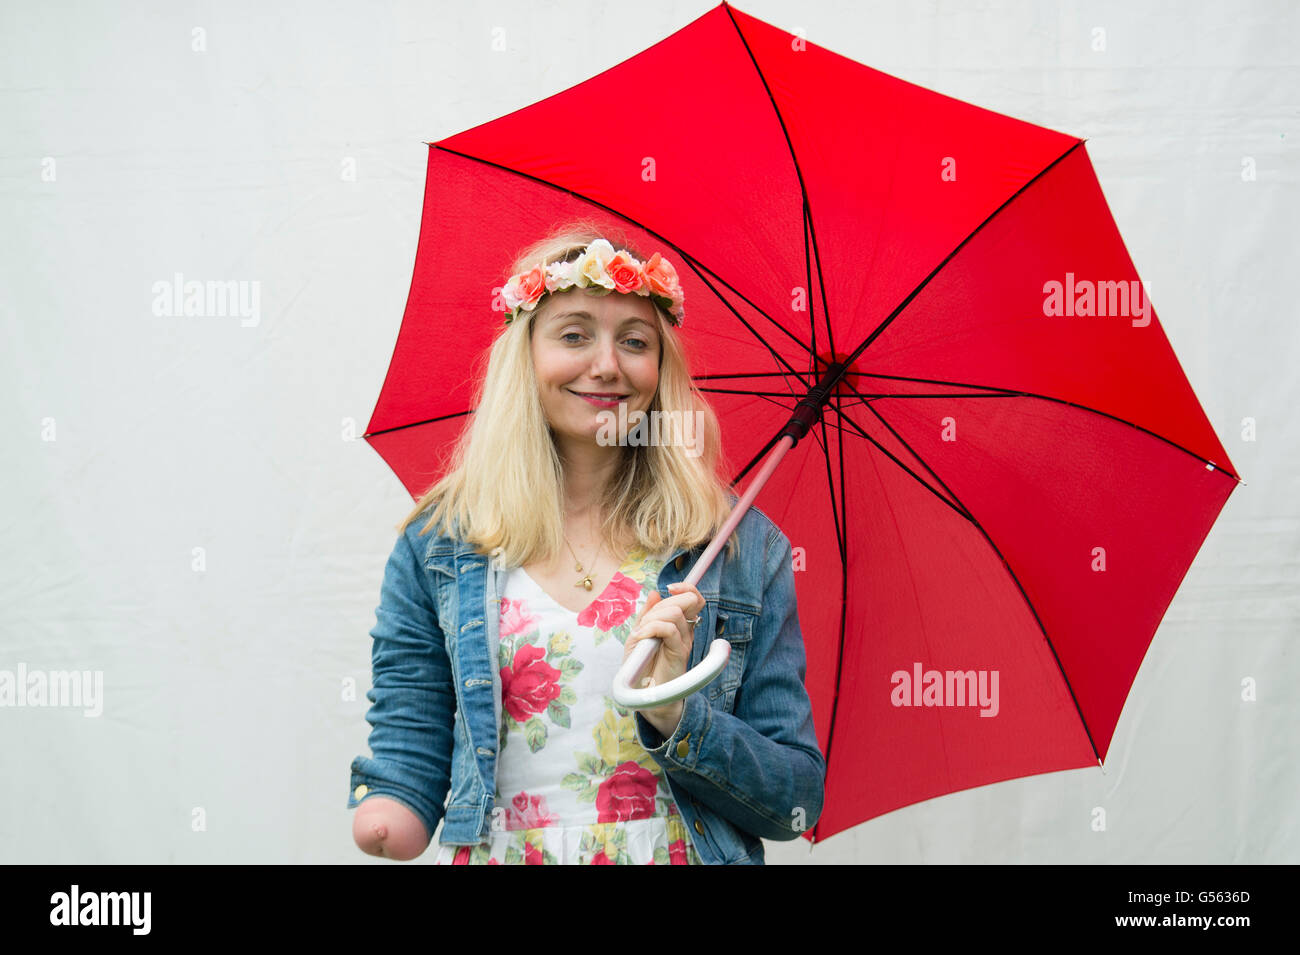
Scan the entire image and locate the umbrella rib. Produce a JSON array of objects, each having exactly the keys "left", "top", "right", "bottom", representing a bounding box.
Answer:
[
  {"left": 729, "top": 421, "right": 791, "bottom": 487},
  {"left": 818, "top": 399, "right": 848, "bottom": 564},
  {"left": 845, "top": 370, "right": 1024, "bottom": 390},
  {"left": 806, "top": 198, "right": 835, "bottom": 368},
  {"left": 859, "top": 398, "right": 1106, "bottom": 767},
  {"left": 805, "top": 200, "right": 817, "bottom": 365},
  {"left": 364, "top": 408, "right": 471, "bottom": 439},
  {"left": 837, "top": 373, "right": 983, "bottom": 520},
  {"left": 696, "top": 371, "right": 811, "bottom": 380},
  {"left": 429, "top": 143, "right": 817, "bottom": 362},
  {"left": 724, "top": 4, "right": 834, "bottom": 363},
  {"left": 809, "top": 199, "right": 835, "bottom": 361},
  {"left": 701, "top": 387, "right": 842, "bottom": 398},
  {"left": 849, "top": 140, "right": 1087, "bottom": 366},
  {"left": 696, "top": 365, "right": 1238, "bottom": 480},
  {"left": 725, "top": 383, "right": 847, "bottom": 489},
  {"left": 846, "top": 371, "right": 1241, "bottom": 481},
  {"left": 701, "top": 388, "right": 1008, "bottom": 400},
  {"left": 825, "top": 402, "right": 979, "bottom": 526},
  {"left": 722, "top": 385, "right": 978, "bottom": 521},
  {"left": 723, "top": 390, "right": 826, "bottom": 487},
  {"left": 679, "top": 254, "right": 817, "bottom": 381},
  {"left": 860, "top": 393, "right": 1017, "bottom": 399}
]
